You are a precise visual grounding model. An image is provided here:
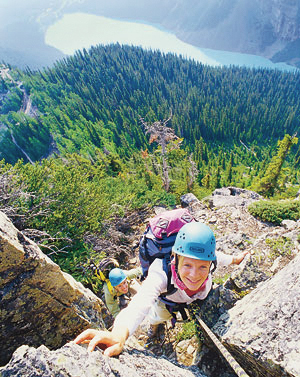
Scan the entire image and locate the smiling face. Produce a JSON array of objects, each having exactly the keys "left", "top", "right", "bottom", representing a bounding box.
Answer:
[
  {"left": 178, "top": 255, "right": 211, "bottom": 291},
  {"left": 114, "top": 279, "right": 128, "bottom": 294}
]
